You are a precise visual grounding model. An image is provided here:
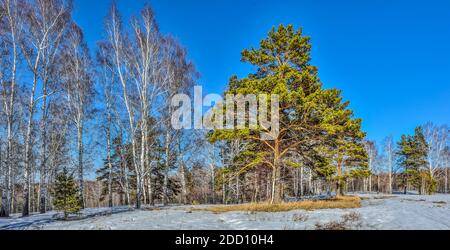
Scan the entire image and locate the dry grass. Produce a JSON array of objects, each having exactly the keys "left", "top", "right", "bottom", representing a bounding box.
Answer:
[
  {"left": 373, "top": 196, "right": 398, "bottom": 200},
  {"left": 195, "top": 196, "right": 361, "bottom": 213},
  {"left": 143, "top": 207, "right": 161, "bottom": 211},
  {"left": 315, "top": 212, "right": 362, "bottom": 230}
]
